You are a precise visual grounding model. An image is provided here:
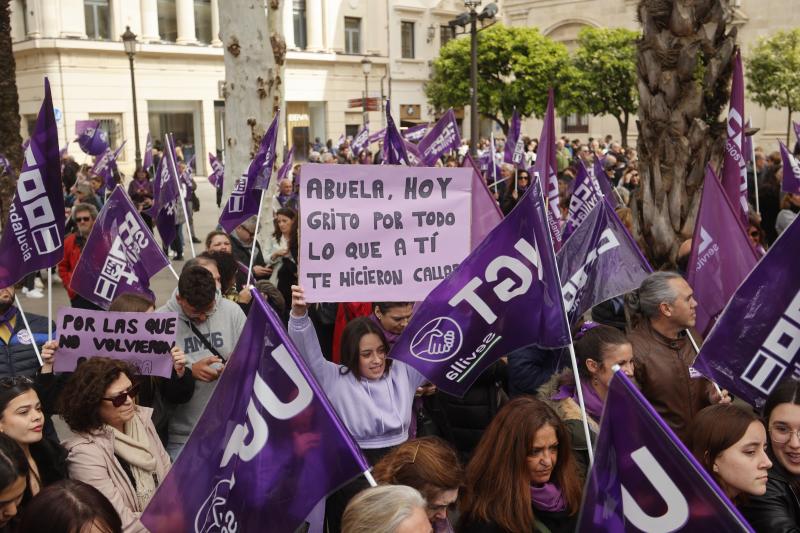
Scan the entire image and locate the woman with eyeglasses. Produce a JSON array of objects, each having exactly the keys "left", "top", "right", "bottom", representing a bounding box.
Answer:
[
  {"left": 741, "top": 378, "right": 800, "bottom": 531},
  {"left": 0, "top": 376, "right": 66, "bottom": 509},
  {"left": 0, "top": 433, "right": 29, "bottom": 531},
  {"left": 372, "top": 437, "right": 462, "bottom": 533},
  {"left": 58, "top": 358, "right": 170, "bottom": 533}
]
